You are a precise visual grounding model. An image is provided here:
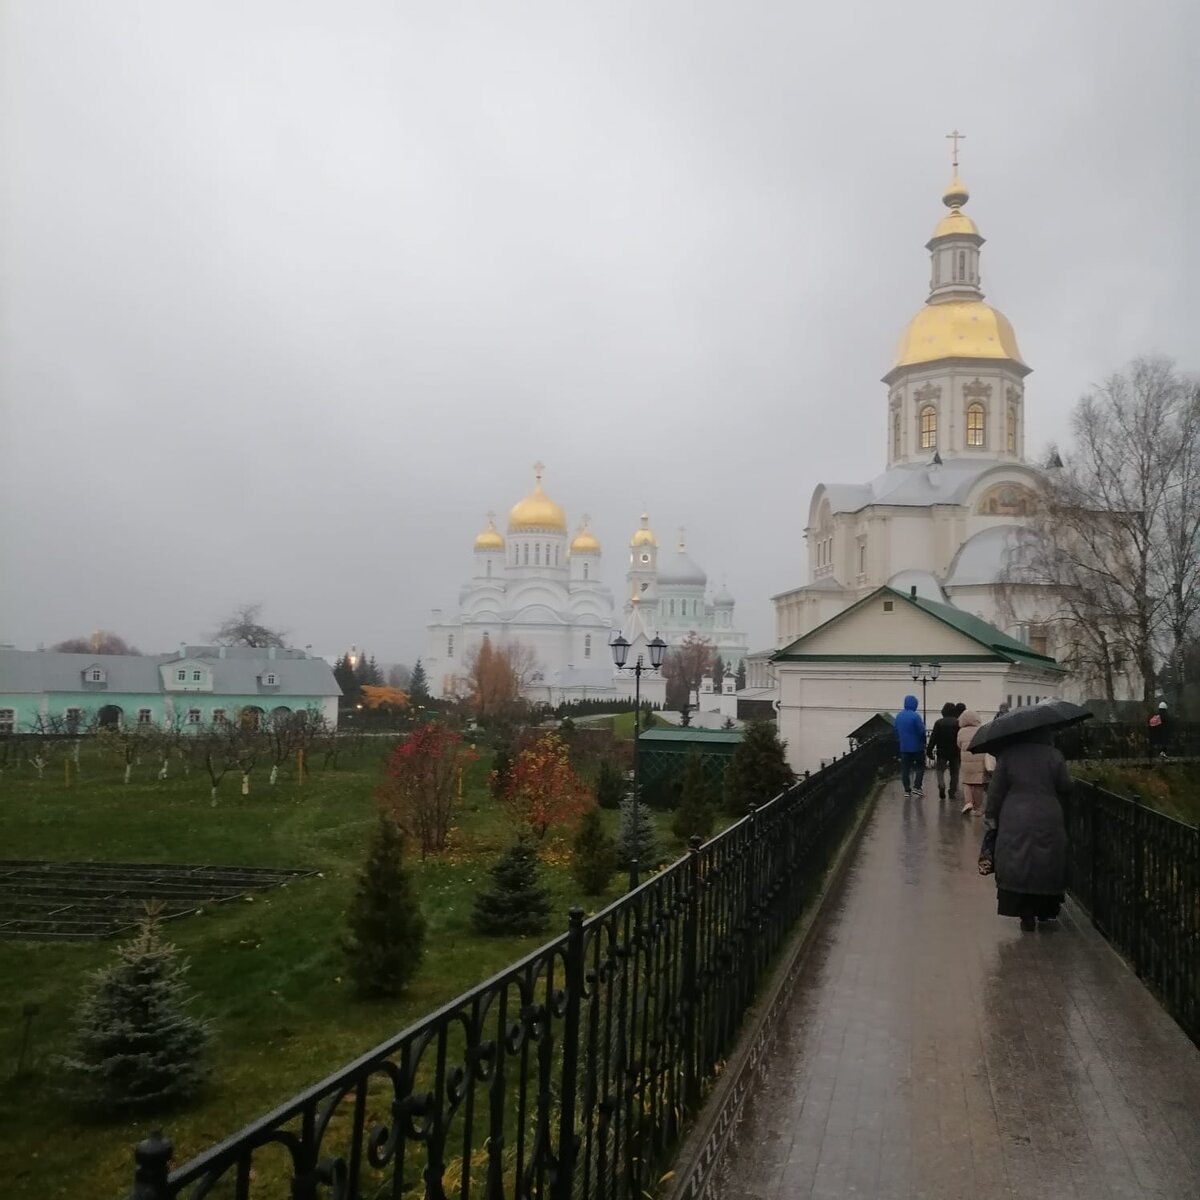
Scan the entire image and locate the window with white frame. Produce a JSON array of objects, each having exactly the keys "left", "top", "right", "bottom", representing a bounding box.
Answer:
[
  {"left": 583, "top": 562, "right": 589, "bottom": 580},
  {"left": 137, "top": 708, "right": 153, "bottom": 724},
  {"left": 585, "top": 634, "right": 592, "bottom": 659},
  {"left": 187, "top": 708, "right": 202, "bottom": 724},
  {"left": 90, "top": 669, "right": 102, "bottom": 682},
  {"left": 177, "top": 669, "right": 187, "bottom": 682},
  {"left": 265, "top": 673, "right": 277, "bottom": 686},
  {"left": 192, "top": 669, "right": 202, "bottom": 682},
  {"left": 0, "top": 708, "right": 14, "bottom": 734},
  {"left": 212, "top": 708, "right": 226, "bottom": 723}
]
